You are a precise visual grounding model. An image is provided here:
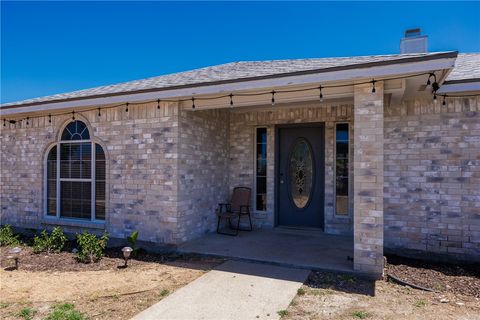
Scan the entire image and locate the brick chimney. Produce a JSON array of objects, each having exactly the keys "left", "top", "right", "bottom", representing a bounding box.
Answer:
[{"left": 400, "top": 28, "right": 428, "bottom": 54}]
